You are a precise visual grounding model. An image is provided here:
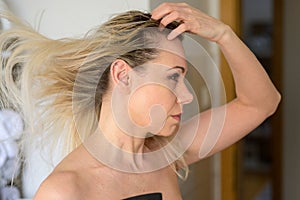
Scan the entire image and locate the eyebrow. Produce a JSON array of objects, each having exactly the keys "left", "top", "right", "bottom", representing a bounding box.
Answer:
[{"left": 168, "top": 66, "right": 186, "bottom": 73}]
